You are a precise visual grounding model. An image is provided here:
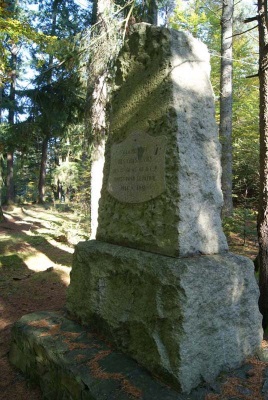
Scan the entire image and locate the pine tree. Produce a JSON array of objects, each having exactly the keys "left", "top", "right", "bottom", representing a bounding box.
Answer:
[
  {"left": 220, "top": 0, "right": 234, "bottom": 217},
  {"left": 83, "top": 0, "right": 123, "bottom": 237},
  {"left": 23, "top": 0, "right": 90, "bottom": 203},
  {"left": 257, "top": 0, "right": 268, "bottom": 329},
  {"left": 0, "top": 0, "right": 59, "bottom": 205}
]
